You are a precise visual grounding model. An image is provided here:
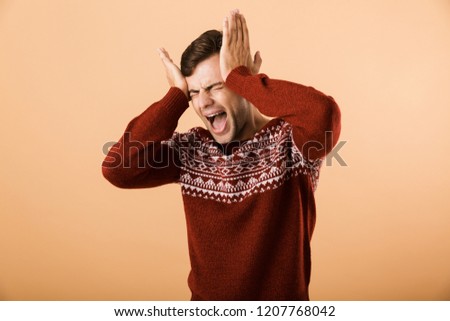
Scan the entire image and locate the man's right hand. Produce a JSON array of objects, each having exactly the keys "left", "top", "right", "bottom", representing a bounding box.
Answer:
[{"left": 157, "top": 47, "right": 189, "bottom": 99}]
